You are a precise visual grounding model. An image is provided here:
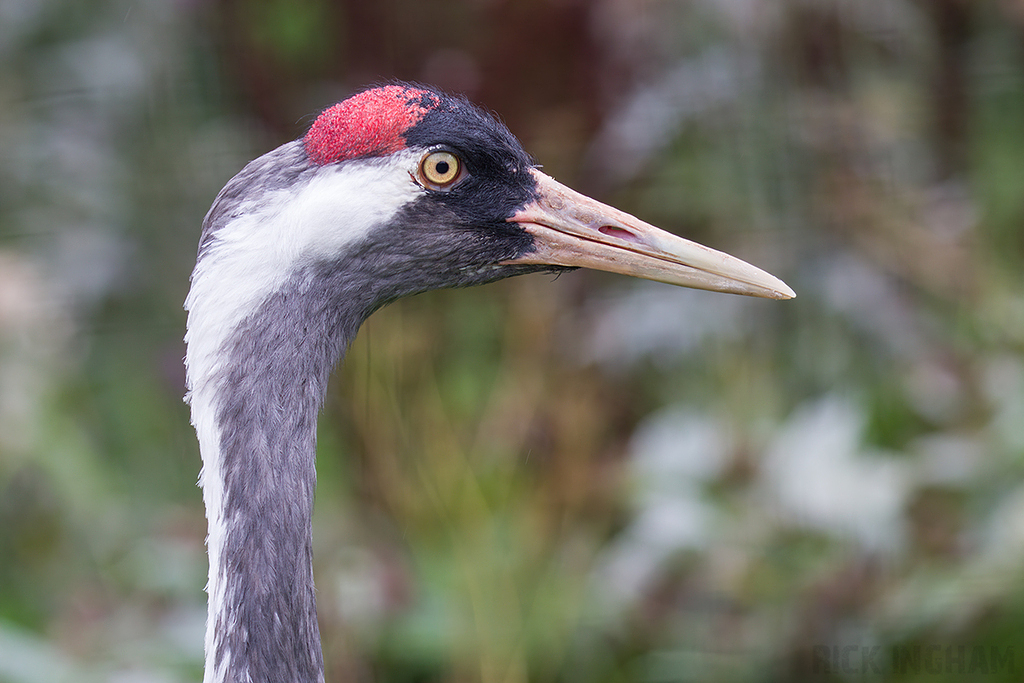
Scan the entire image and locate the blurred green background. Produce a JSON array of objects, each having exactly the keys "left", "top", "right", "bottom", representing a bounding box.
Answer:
[{"left": 2, "top": 0, "right": 1024, "bottom": 681}]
